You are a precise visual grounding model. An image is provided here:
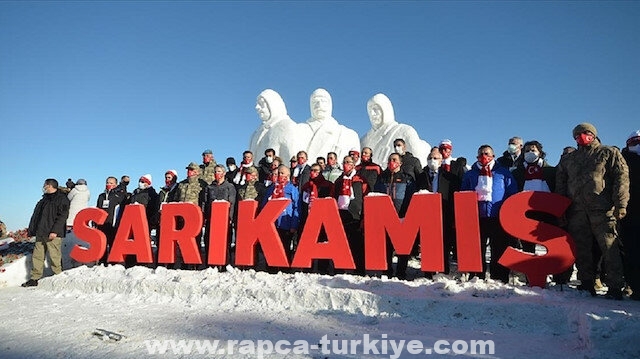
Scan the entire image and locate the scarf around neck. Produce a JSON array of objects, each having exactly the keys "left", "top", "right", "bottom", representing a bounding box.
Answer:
[{"left": 475, "top": 160, "right": 494, "bottom": 202}]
